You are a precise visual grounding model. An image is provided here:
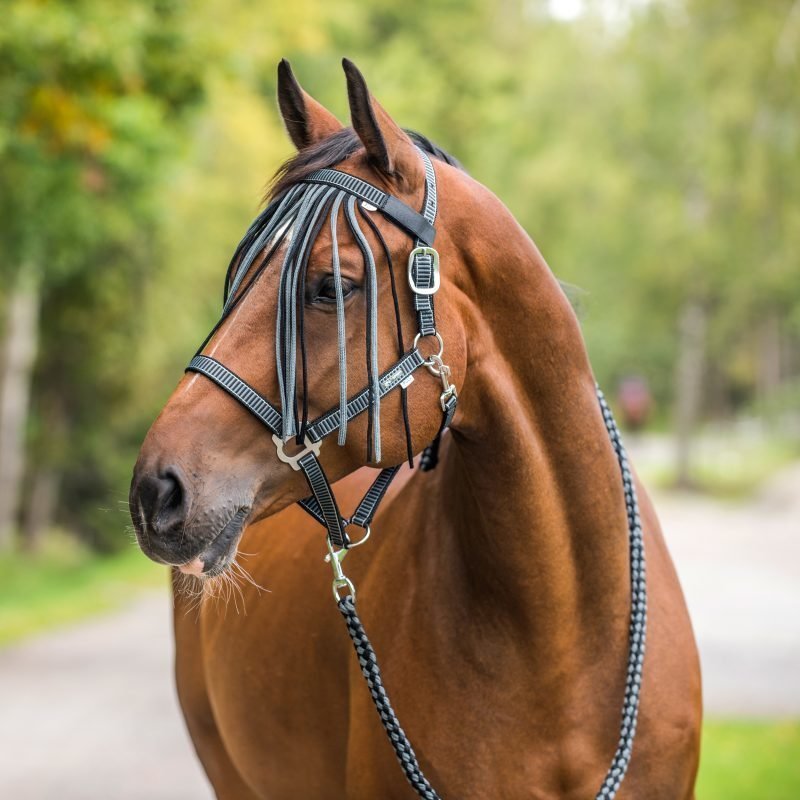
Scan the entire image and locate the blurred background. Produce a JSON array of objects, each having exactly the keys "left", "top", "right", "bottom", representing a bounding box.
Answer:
[{"left": 0, "top": 0, "right": 798, "bottom": 797}]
